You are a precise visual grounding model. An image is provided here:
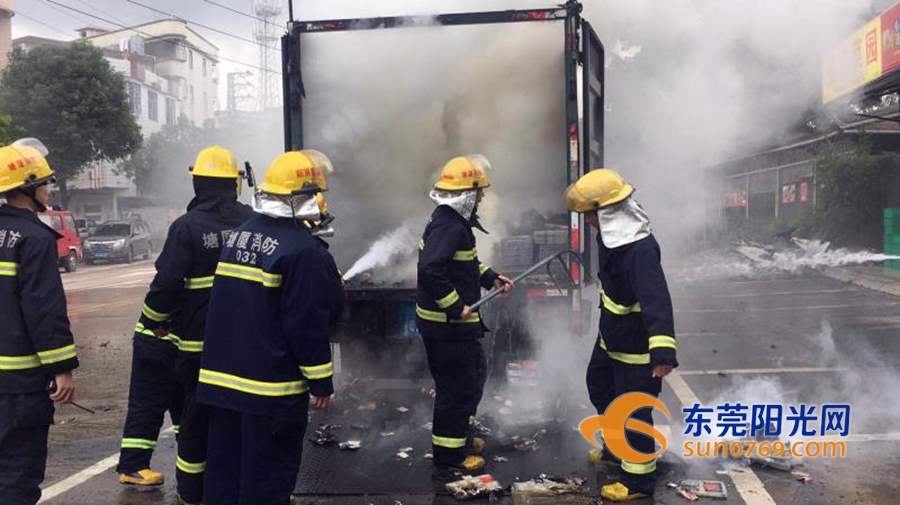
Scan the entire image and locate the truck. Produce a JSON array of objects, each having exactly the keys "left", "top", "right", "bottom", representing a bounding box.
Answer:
[
  {"left": 281, "top": 0, "right": 604, "bottom": 381},
  {"left": 37, "top": 208, "right": 83, "bottom": 273}
]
